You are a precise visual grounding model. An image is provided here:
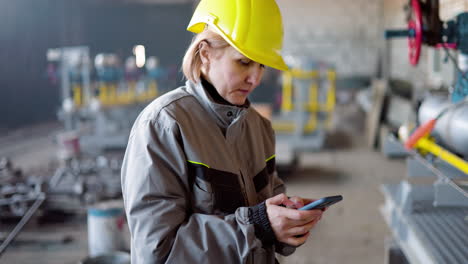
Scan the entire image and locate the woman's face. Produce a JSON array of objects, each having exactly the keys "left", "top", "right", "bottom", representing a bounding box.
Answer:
[{"left": 201, "top": 45, "right": 265, "bottom": 106}]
